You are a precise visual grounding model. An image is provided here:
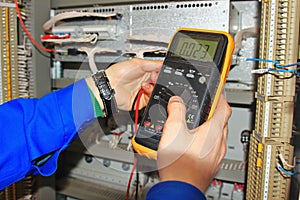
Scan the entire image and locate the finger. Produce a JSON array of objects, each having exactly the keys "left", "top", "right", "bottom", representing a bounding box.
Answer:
[
  {"left": 141, "top": 59, "right": 163, "bottom": 73},
  {"left": 215, "top": 125, "right": 229, "bottom": 163},
  {"left": 194, "top": 95, "right": 231, "bottom": 159},
  {"left": 159, "top": 96, "right": 187, "bottom": 148},
  {"left": 199, "top": 123, "right": 227, "bottom": 164},
  {"left": 223, "top": 123, "right": 229, "bottom": 139},
  {"left": 211, "top": 94, "right": 232, "bottom": 128},
  {"left": 157, "top": 96, "right": 189, "bottom": 168},
  {"left": 150, "top": 71, "right": 159, "bottom": 84},
  {"left": 141, "top": 82, "right": 154, "bottom": 97},
  {"left": 131, "top": 58, "right": 163, "bottom": 73},
  {"left": 166, "top": 96, "right": 187, "bottom": 126}
]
